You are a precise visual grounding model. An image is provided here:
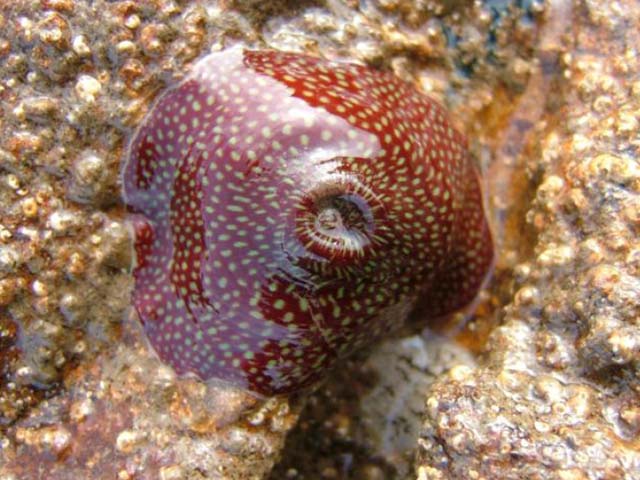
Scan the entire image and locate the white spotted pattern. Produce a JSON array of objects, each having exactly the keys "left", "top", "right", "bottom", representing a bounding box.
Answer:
[{"left": 121, "top": 48, "right": 493, "bottom": 394}]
